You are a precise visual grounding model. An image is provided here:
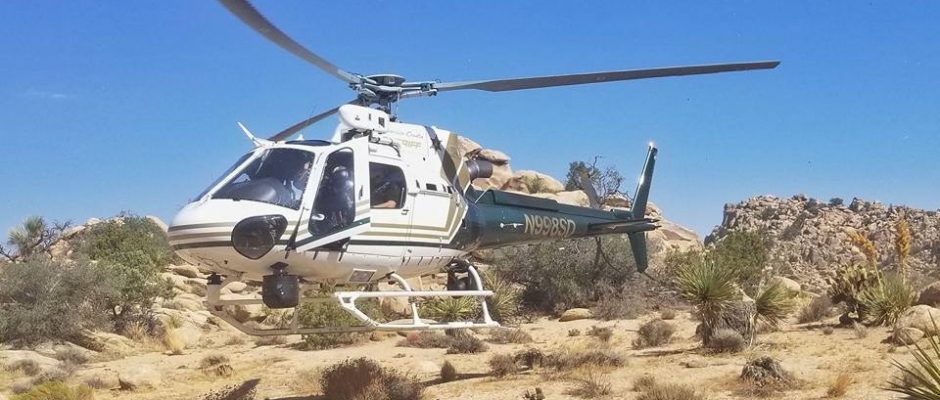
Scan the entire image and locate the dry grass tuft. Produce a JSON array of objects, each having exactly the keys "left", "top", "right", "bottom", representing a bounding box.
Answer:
[
  {"left": 445, "top": 333, "right": 488, "bottom": 354},
  {"left": 6, "top": 359, "right": 42, "bottom": 376},
  {"left": 636, "top": 381, "right": 704, "bottom": 400},
  {"left": 9, "top": 381, "right": 93, "bottom": 400},
  {"left": 852, "top": 322, "right": 868, "bottom": 339},
  {"left": 826, "top": 373, "right": 853, "bottom": 398},
  {"left": 440, "top": 361, "right": 457, "bottom": 382},
  {"left": 53, "top": 348, "right": 88, "bottom": 365},
  {"left": 633, "top": 375, "right": 657, "bottom": 392},
  {"left": 568, "top": 329, "right": 581, "bottom": 337},
  {"left": 254, "top": 335, "right": 287, "bottom": 347},
  {"left": 633, "top": 319, "right": 676, "bottom": 349},
  {"left": 514, "top": 348, "right": 546, "bottom": 369},
  {"left": 660, "top": 309, "right": 677, "bottom": 320},
  {"left": 566, "top": 368, "right": 612, "bottom": 398},
  {"left": 162, "top": 328, "right": 185, "bottom": 355},
  {"left": 398, "top": 331, "right": 452, "bottom": 348},
  {"left": 586, "top": 326, "right": 613, "bottom": 343},
  {"left": 200, "top": 354, "right": 234, "bottom": 378},
  {"left": 489, "top": 354, "right": 519, "bottom": 378},
  {"left": 546, "top": 348, "right": 626, "bottom": 371},
  {"left": 487, "top": 328, "right": 533, "bottom": 344},
  {"left": 798, "top": 295, "right": 833, "bottom": 324}
]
